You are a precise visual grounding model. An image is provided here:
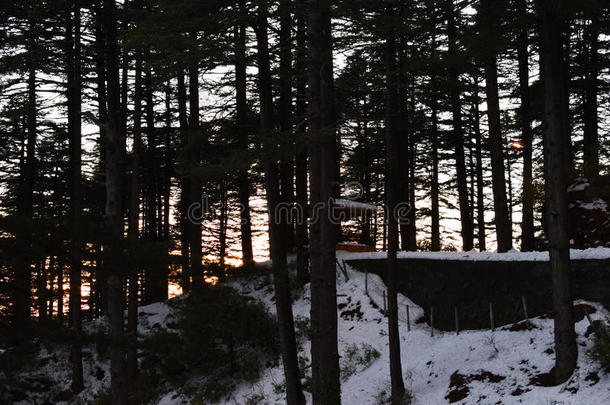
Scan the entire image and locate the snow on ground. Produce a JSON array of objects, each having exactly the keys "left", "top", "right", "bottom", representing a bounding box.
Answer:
[
  {"left": 226, "top": 255, "right": 610, "bottom": 405},
  {"left": 3, "top": 300, "right": 180, "bottom": 405},
  {"left": 6, "top": 250, "right": 609, "bottom": 404}
]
